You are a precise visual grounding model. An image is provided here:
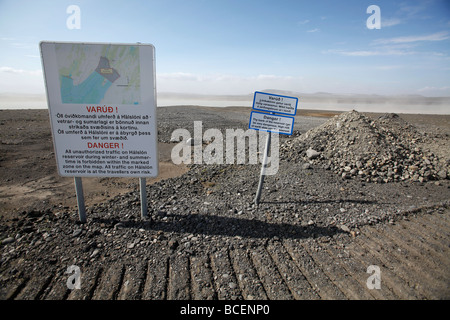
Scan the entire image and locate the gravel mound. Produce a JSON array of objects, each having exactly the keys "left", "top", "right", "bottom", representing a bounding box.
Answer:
[{"left": 280, "top": 110, "right": 449, "bottom": 183}]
